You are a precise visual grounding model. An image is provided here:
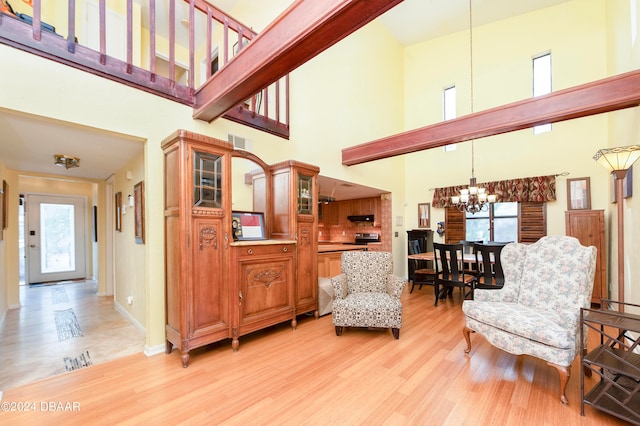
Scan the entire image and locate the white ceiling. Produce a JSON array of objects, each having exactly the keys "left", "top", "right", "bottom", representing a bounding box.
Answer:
[{"left": 0, "top": 0, "right": 571, "bottom": 195}]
